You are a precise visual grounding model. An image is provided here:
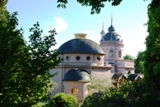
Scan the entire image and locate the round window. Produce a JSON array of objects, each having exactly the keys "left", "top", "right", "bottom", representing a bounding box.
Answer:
[
  {"left": 76, "top": 56, "right": 80, "bottom": 60},
  {"left": 97, "top": 57, "right": 101, "bottom": 61},
  {"left": 66, "top": 56, "right": 70, "bottom": 61},
  {"left": 86, "top": 56, "right": 90, "bottom": 60}
]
